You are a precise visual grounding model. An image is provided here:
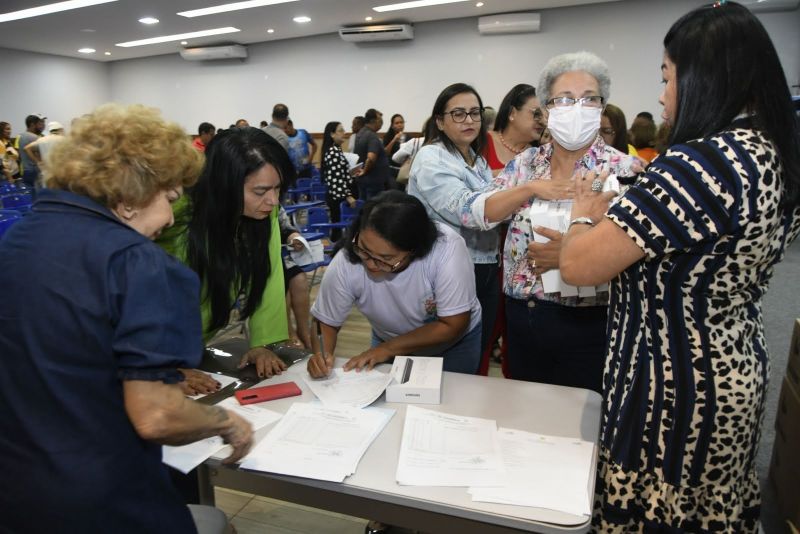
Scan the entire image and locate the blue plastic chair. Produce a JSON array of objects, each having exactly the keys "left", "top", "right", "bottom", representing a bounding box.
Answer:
[
  {"left": 0, "top": 210, "right": 23, "bottom": 239},
  {"left": 310, "top": 182, "right": 327, "bottom": 202},
  {"left": 340, "top": 199, "right": 364, "bottom": 222},
  {"left": 287, "top": 177, "right": 313, "bottom": 203}
]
